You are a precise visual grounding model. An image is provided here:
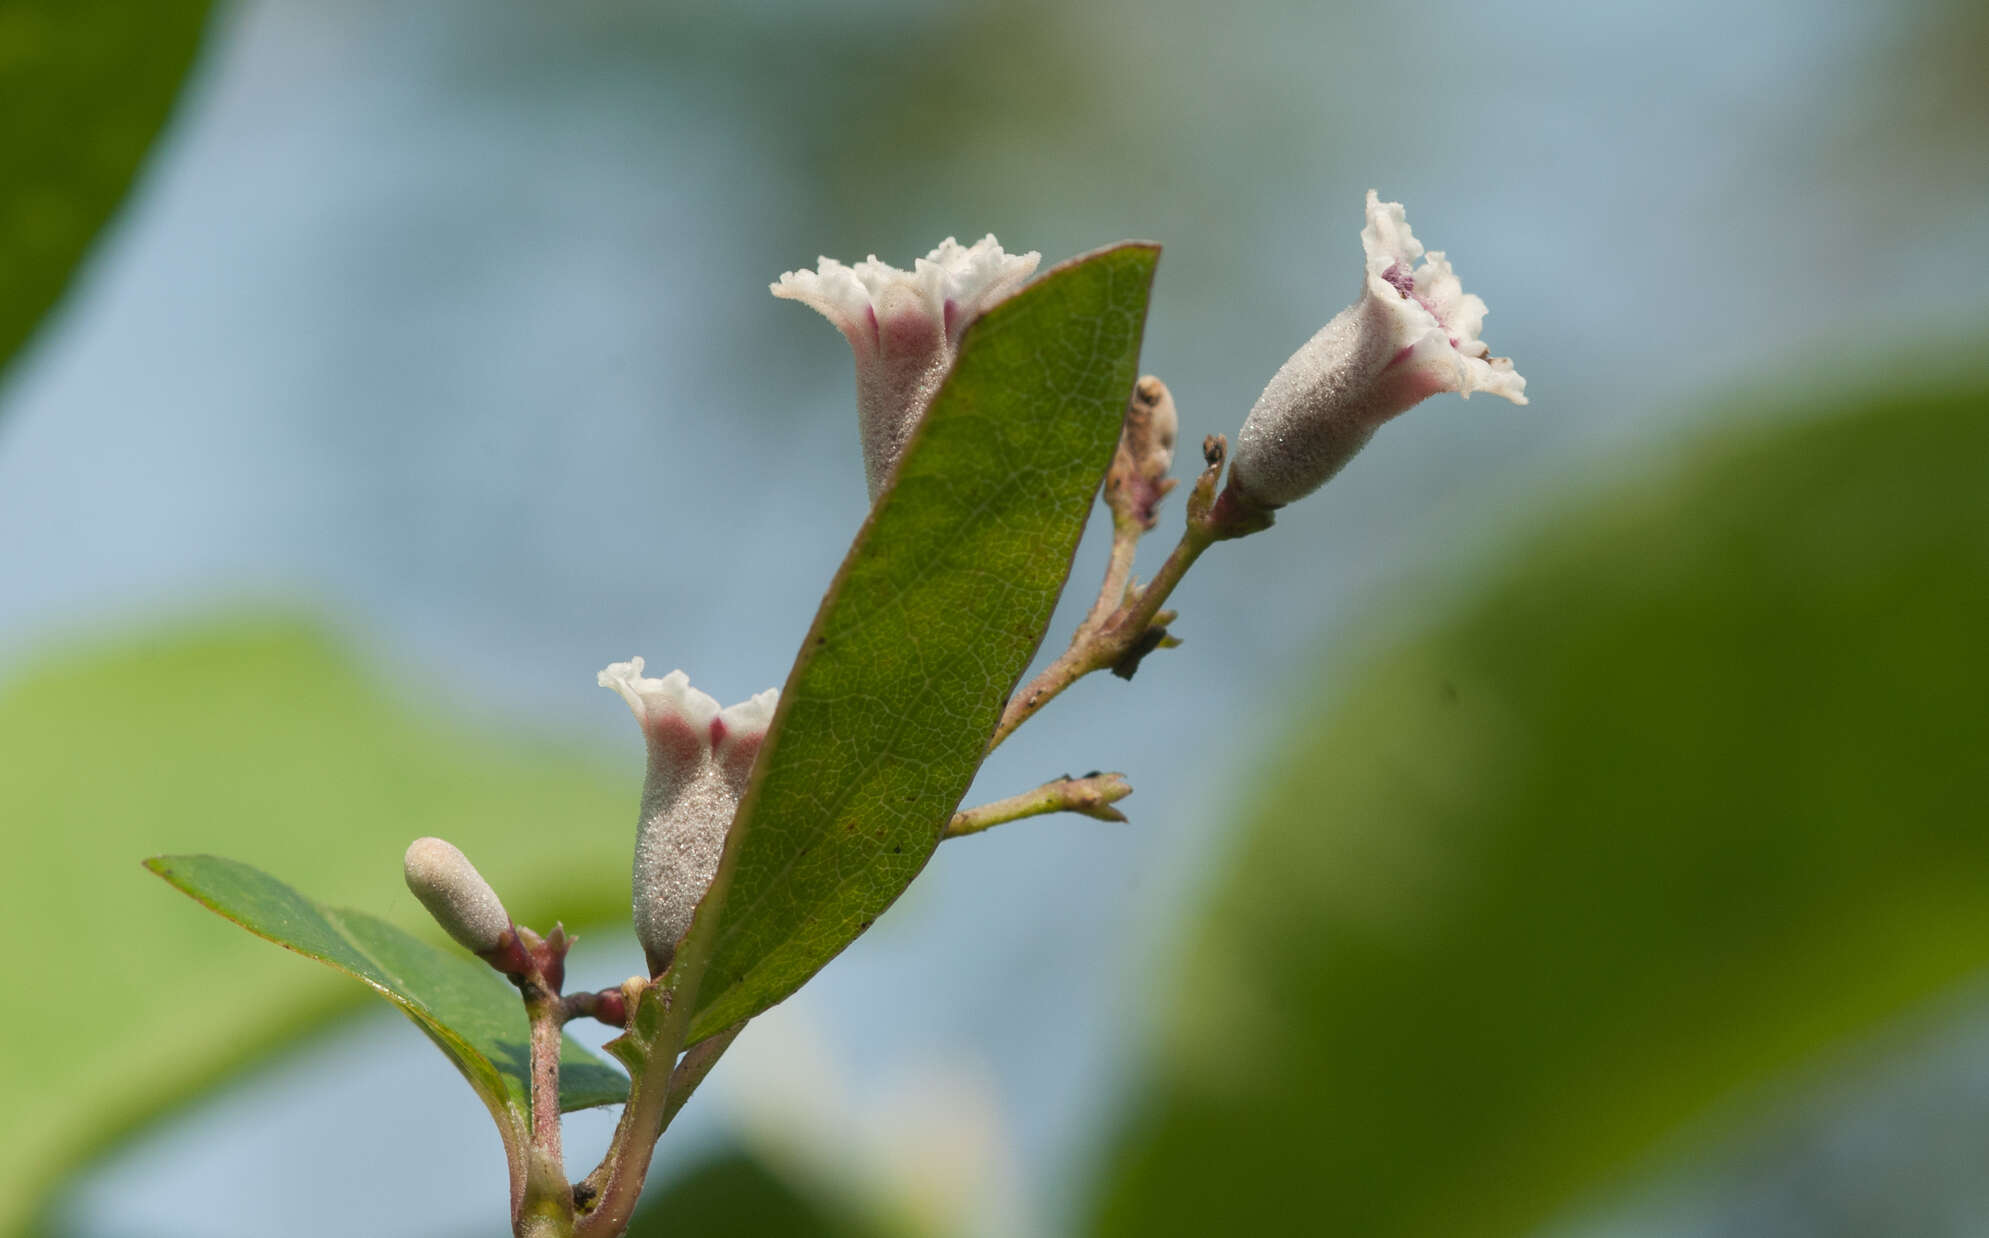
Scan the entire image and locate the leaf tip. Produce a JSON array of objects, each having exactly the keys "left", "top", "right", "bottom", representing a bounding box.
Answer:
[{"left": 1037, "top": 239, "right": 1162, "bottom": 284}]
